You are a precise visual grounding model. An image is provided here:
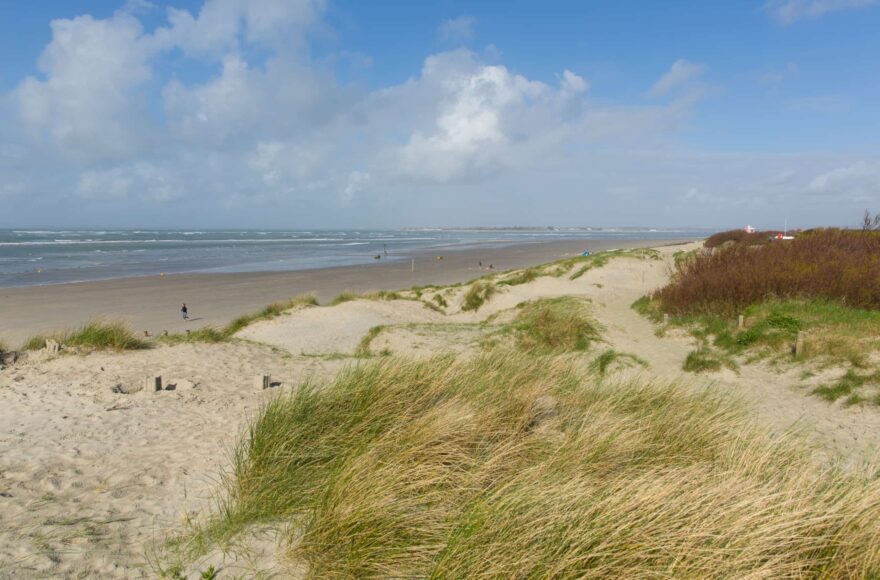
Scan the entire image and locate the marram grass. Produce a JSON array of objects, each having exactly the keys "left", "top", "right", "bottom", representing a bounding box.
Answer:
[
  {"left": 22, "top": 319, "right": 149, "bottom": 352},
  {"left": 161, "top": 352, "right": 880, "bottom": 577}
]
